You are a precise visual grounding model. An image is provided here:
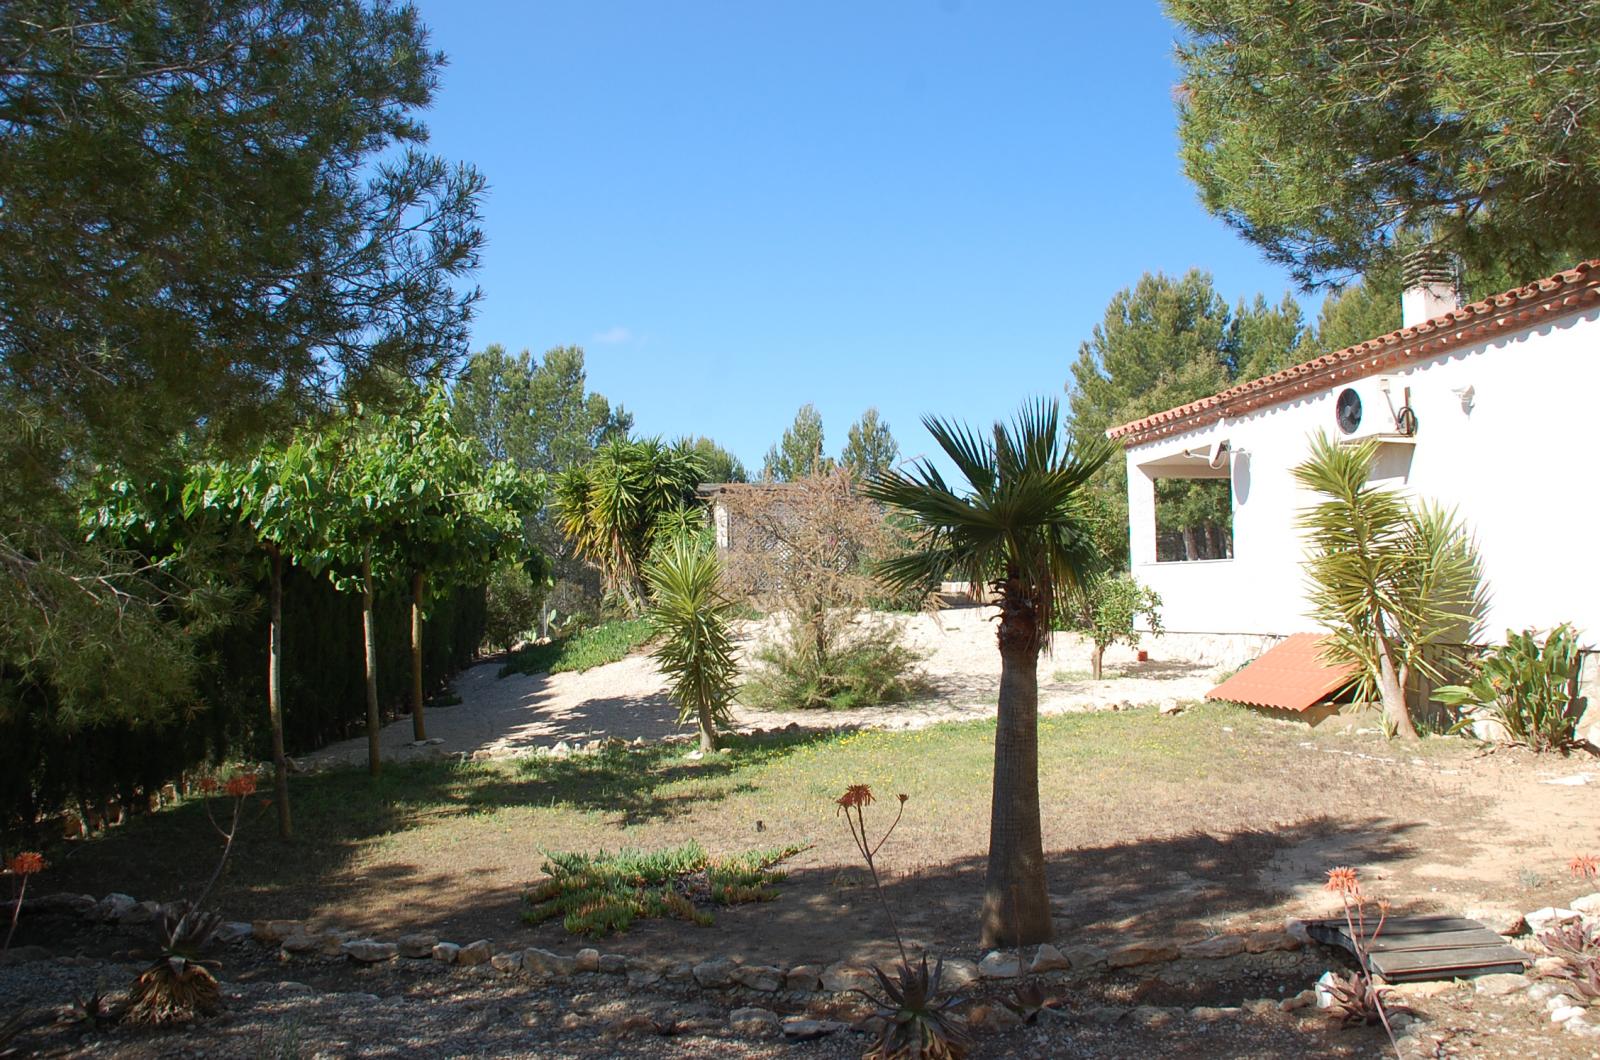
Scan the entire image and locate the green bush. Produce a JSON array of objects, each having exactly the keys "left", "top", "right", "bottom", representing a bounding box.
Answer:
[
  {"left": 521, "top": 840, "right": 801, "bottom": 937},
  {"left": 497, "top": 618, "right": 654, "bottom": 679},
  {"left": 1435, "top": 624, "right": 1583, "bottom": 751},
  {"left": 483, "top": 562, "right": 545, "bottom": 651},
  {"left": 742, "top": 618, "right": 924, "bottom": 711}
]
